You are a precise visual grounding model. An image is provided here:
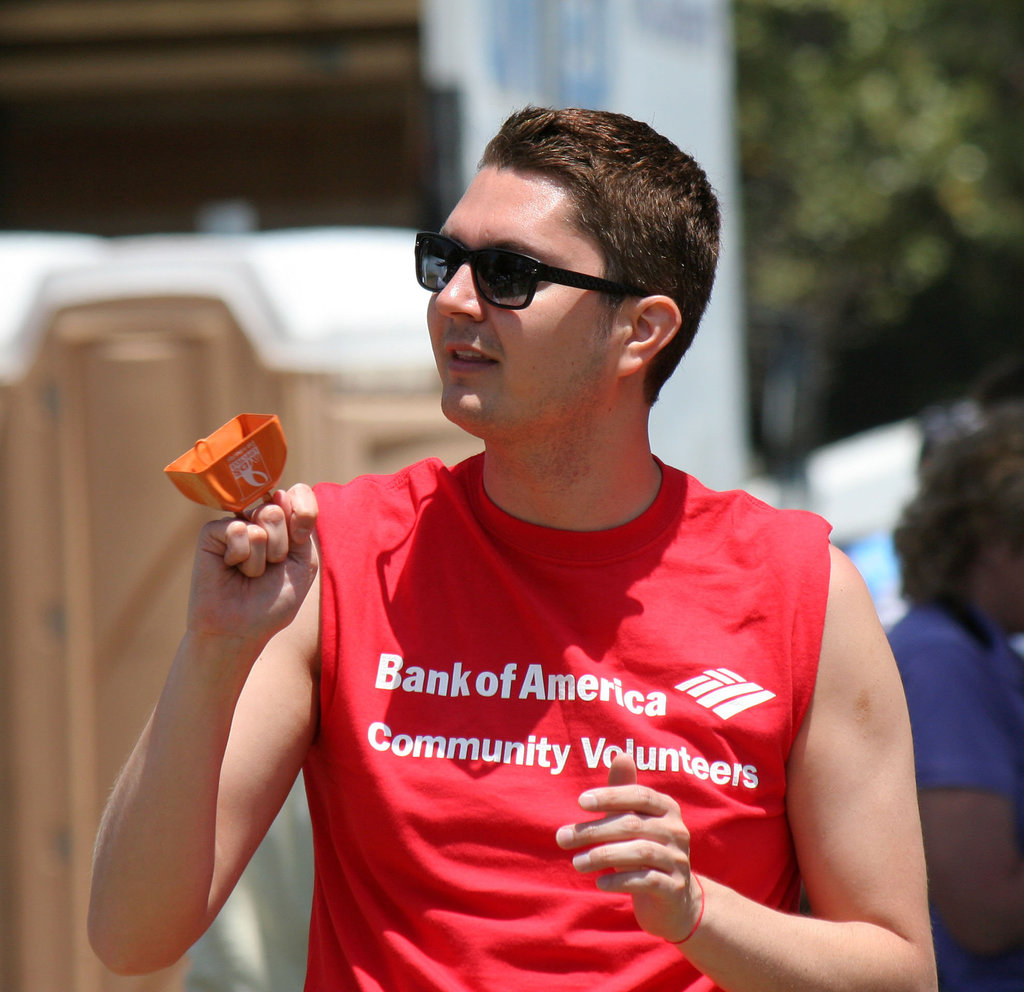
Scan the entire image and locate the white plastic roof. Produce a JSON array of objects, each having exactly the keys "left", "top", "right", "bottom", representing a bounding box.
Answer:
[
  {"left": 0, "top": 227, "right": 436, "bottom": 386},
  {"left": 0, "top": 232, "right": 105, "bottom": 380}
]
